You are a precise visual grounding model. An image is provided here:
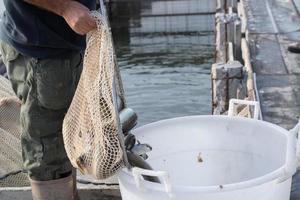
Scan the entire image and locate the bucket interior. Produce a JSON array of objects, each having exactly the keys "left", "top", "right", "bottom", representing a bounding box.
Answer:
[{"left": 132, "top": 116, "right": 288, "bottom": 187}]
